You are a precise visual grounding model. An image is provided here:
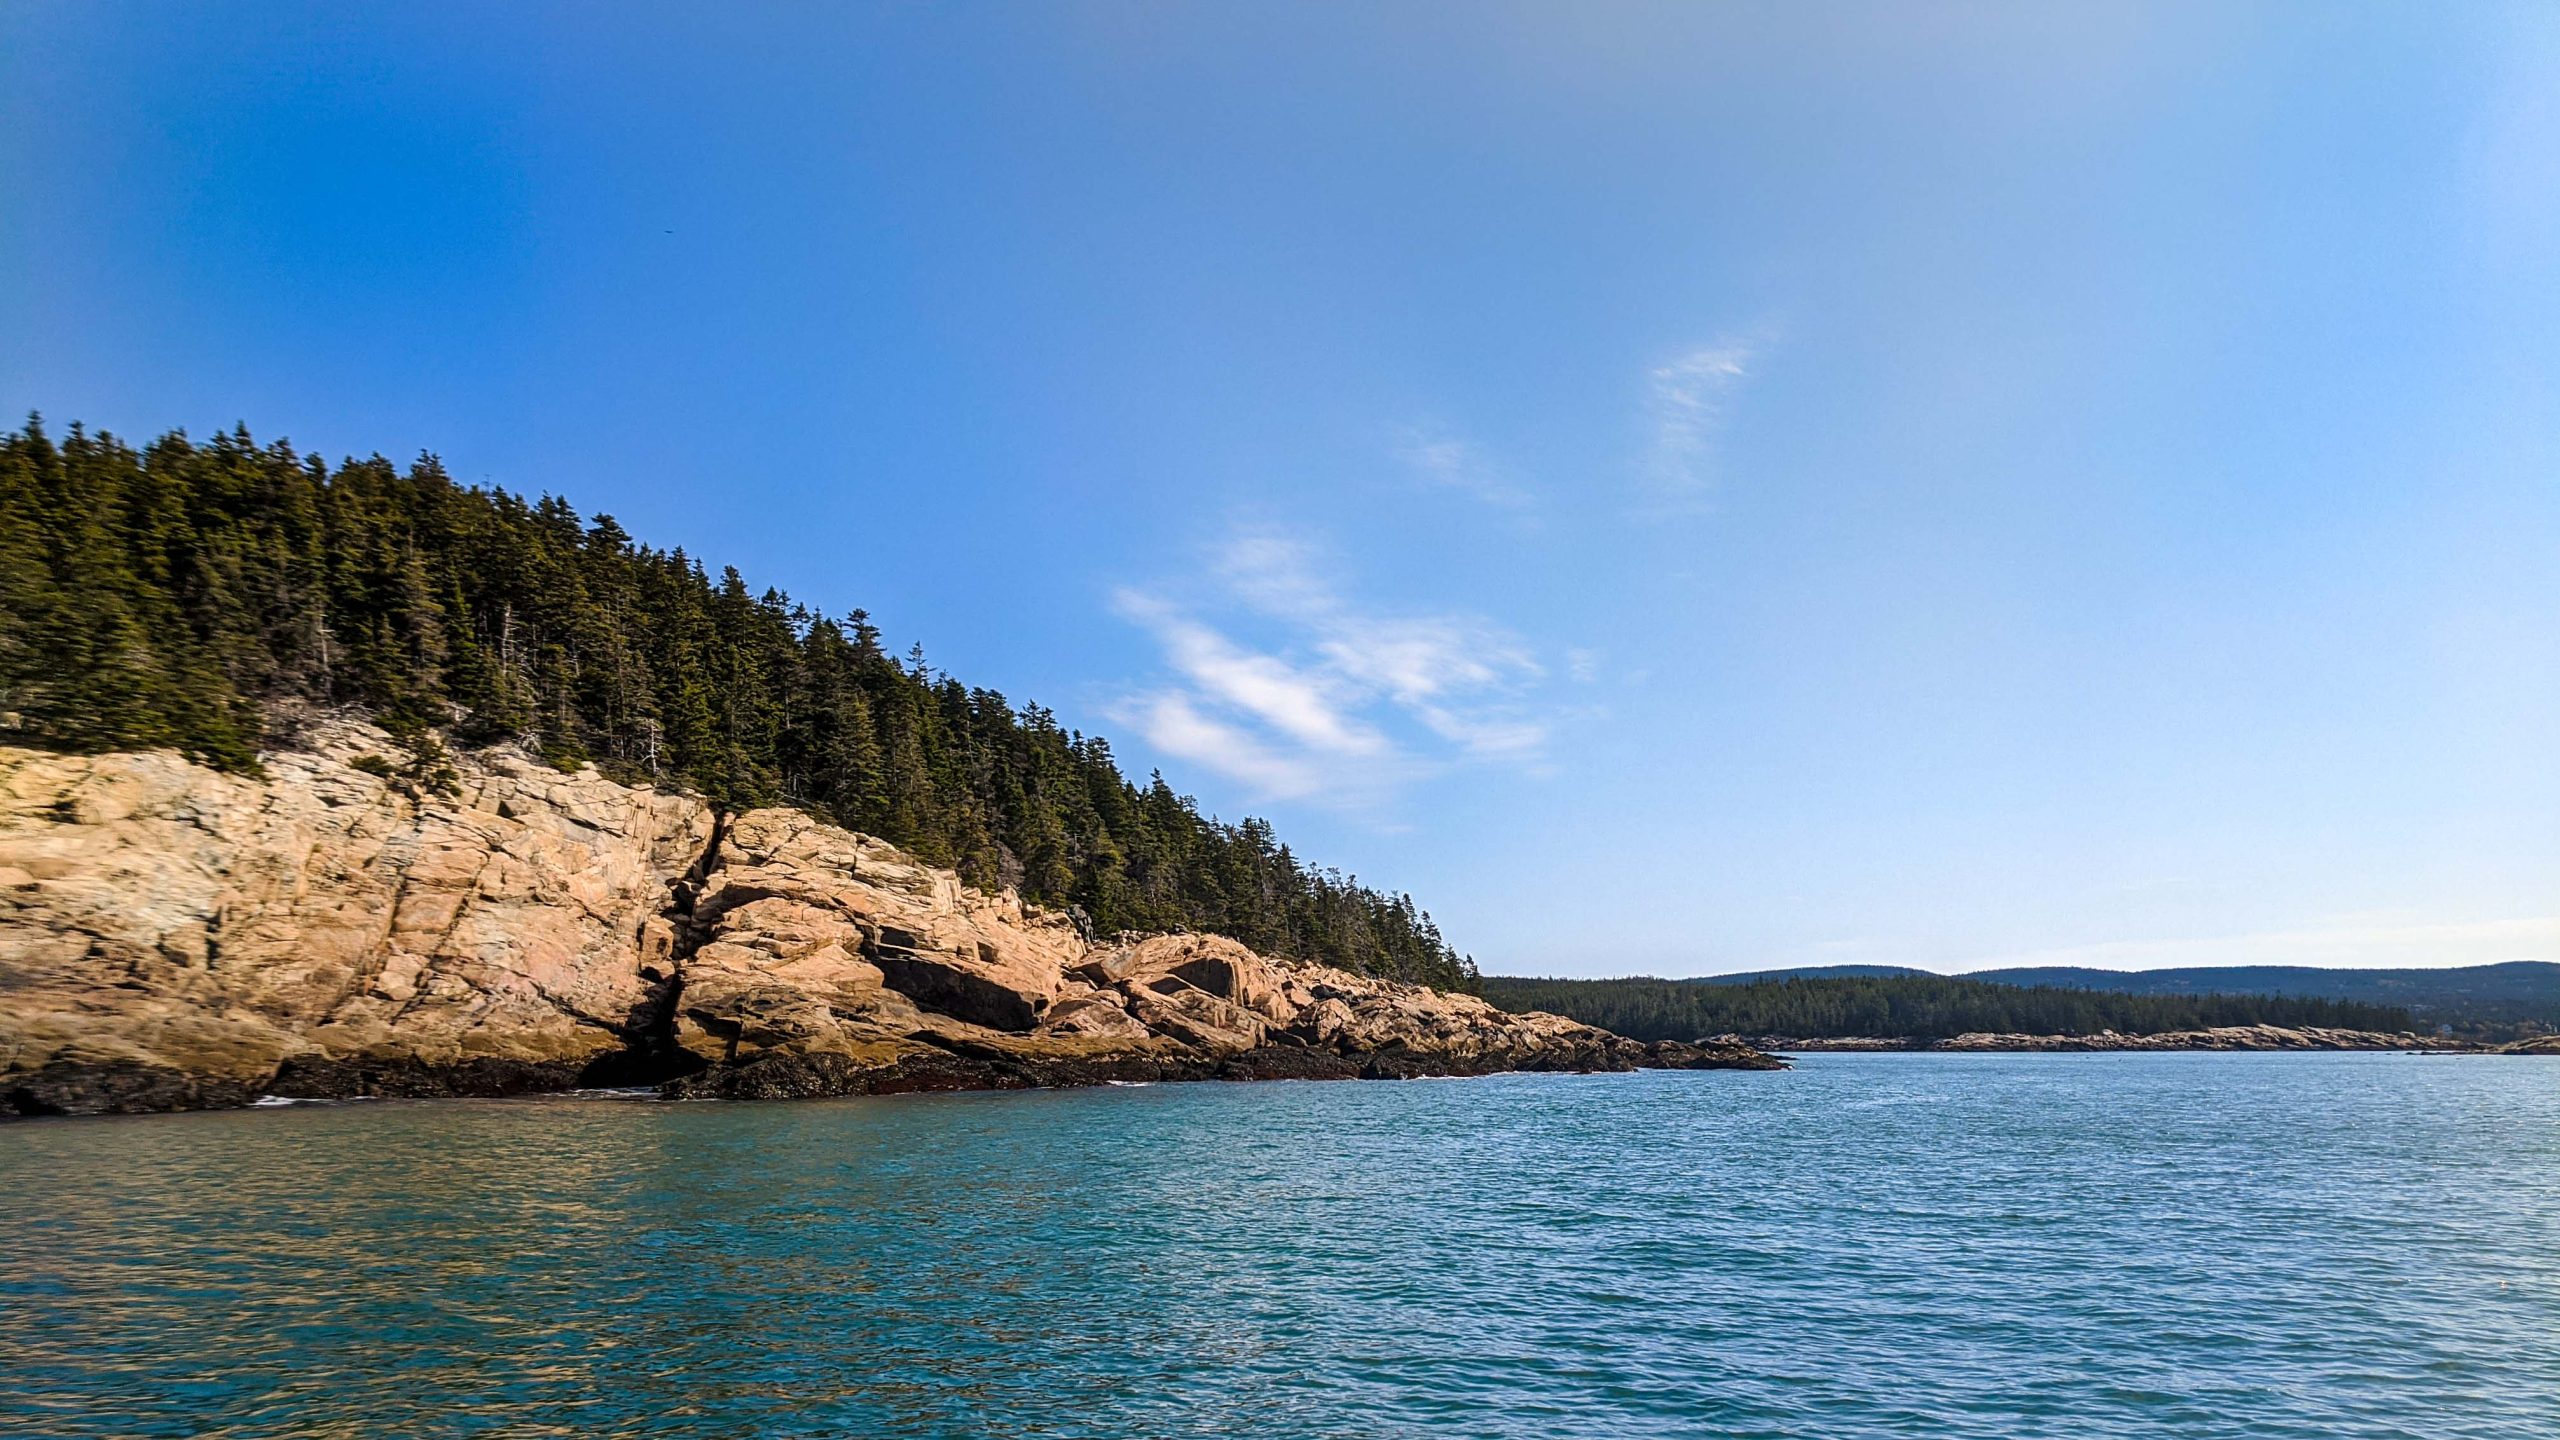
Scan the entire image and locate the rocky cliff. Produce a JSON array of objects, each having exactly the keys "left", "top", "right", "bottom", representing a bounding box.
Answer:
[{"left": 0, "top": 722, "right": 1778, "bottom": 1116}]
